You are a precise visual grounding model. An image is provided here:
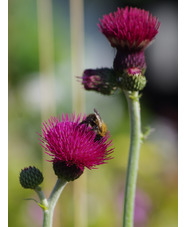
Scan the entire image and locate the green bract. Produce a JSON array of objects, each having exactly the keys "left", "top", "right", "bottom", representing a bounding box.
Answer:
[{"left": 122, "top": 73, "right": 147, "bottom": 91}]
